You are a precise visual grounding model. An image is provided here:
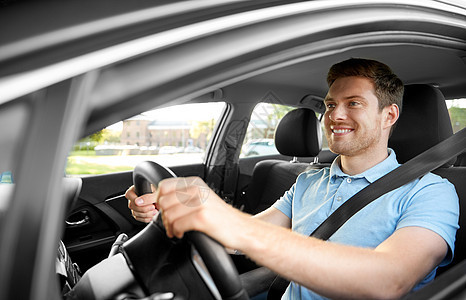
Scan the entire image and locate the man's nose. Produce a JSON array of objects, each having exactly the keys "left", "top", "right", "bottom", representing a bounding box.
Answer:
[{"left": 328, "top": 104, "right": 347, "bottom": 121}]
